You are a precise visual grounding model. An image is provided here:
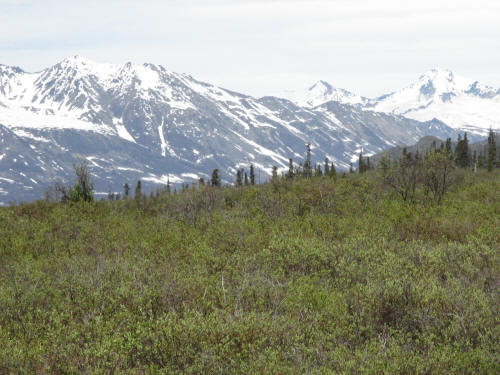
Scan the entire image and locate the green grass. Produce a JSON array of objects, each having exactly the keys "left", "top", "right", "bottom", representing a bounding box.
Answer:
[{"left": 0, "top": 171, "right": 499, "bottom": 374}]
